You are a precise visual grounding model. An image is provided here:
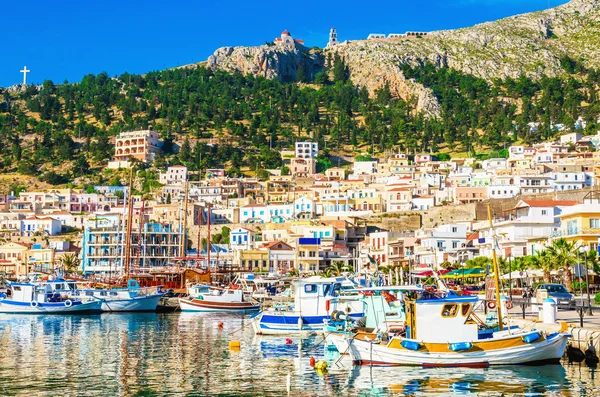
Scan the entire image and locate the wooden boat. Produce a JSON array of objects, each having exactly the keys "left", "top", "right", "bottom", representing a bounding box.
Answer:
[
  {"left": 178, "top": 285, "right": 260, "bottom": 313},
  {"left": 327, "top": 289, "right": 569, "bottom": 367},
  {"left": 327, "top": 204, "right": 571, "bottom": 367}
]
